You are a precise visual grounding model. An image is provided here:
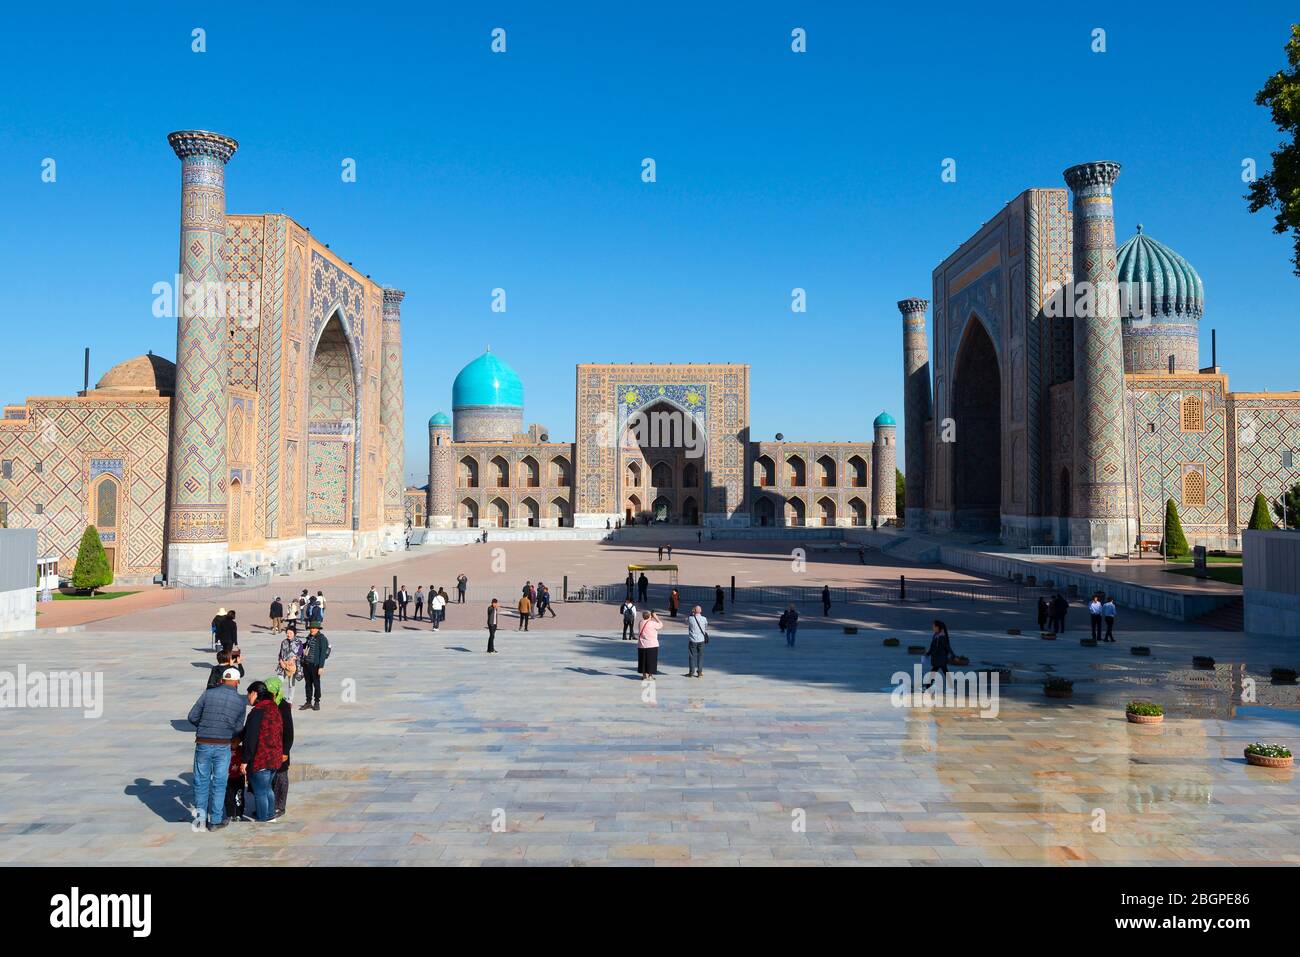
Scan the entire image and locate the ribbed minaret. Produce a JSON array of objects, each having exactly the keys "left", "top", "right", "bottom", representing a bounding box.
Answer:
[
  {"left": 427, "top": 413, "right": 454, "bottom": 529},
  {"left": 166, "top": 130, "right": 238, "bottom": 583},
  {"left": 871, "top": 412, "right": 898, "bottom": 528},
  {"left": 898, "top": 298, "right": 931, "bottom": 530},
  {"left": 1063, "top": 161, "right": 1133, "bottom": 553},
  {"left": 380, "top": 289, "right": 406, "bottom": 547}
]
